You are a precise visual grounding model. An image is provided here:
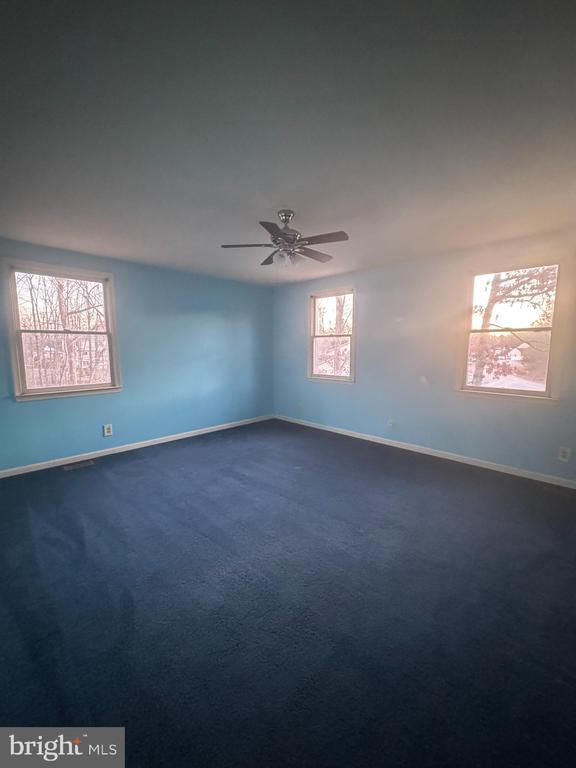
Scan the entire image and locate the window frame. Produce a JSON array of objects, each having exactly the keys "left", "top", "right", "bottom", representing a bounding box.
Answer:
[
  {"left": 7, "top": 260, "right": 122, "bottom": 401},
  {"left": 460, "top": 263, "right": 560, "bottom": 400},
  {"left": 308, "top": 287, "right": 356, "bottom": 383}
]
